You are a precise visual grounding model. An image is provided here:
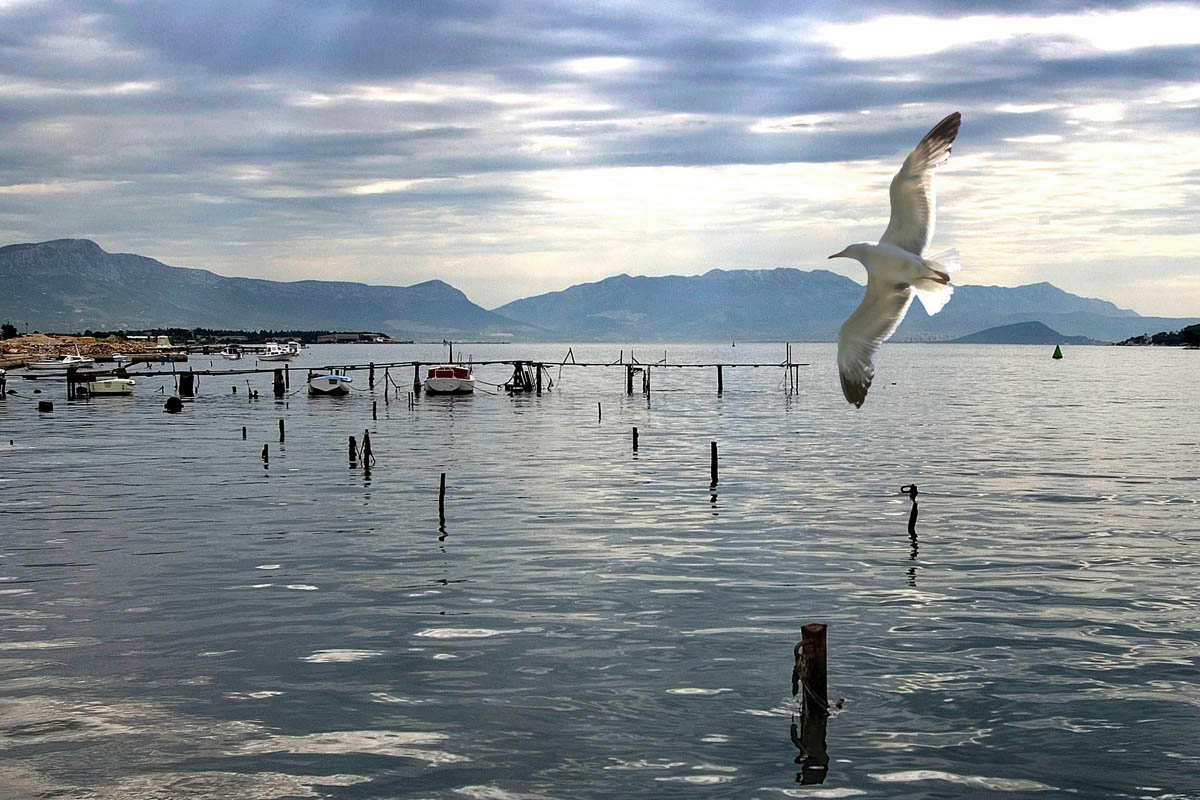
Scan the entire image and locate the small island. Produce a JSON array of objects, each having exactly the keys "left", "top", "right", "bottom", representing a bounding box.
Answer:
[
  {"left": 945, "top": 321, "right": 1101, "bottom": 345},
  {"left": 1116, "top": 322, "right": 1200, "bottom": 346}
]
